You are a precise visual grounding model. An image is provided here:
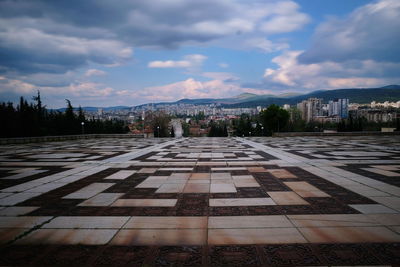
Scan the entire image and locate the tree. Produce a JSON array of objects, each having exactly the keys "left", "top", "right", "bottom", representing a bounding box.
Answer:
[
  {"left": 260, "top": 104, "right": 290, "bottom": 135},
  {"left": 148, "top": 111, "right": 171, "bottom": 137}
]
